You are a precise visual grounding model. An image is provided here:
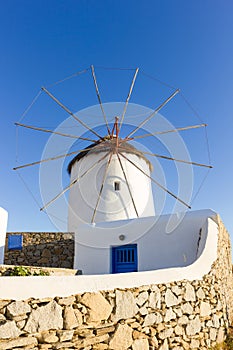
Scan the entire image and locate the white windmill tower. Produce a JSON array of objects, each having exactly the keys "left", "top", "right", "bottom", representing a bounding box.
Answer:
[
  {"left": 67, "top": 117, "right": 155, "bottom": 233},
  {"left": 14, "top": 65, "right": 212, "bottom": 274}
]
